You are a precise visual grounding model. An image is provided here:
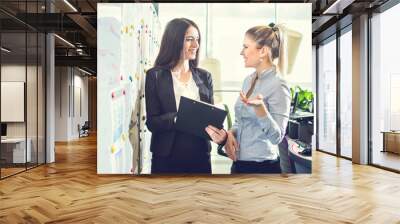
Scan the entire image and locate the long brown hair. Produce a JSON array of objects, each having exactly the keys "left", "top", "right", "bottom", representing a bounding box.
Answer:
[{"left": 154, "top": 18, "right": 201, "bottom": 69}]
